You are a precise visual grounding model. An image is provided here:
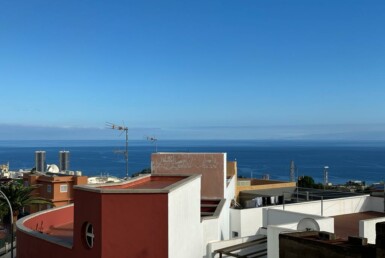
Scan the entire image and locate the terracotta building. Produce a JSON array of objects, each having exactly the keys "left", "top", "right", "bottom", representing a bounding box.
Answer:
[{"left": 23, "top": 172, "right": 88, "bottom": 212}]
